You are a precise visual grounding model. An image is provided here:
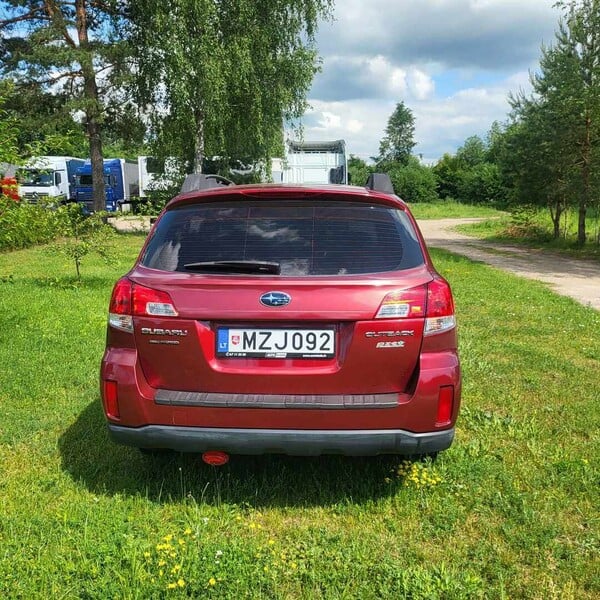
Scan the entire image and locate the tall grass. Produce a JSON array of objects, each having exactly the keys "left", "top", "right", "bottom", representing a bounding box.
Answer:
[{"left": 458, "top": 206, "right": 600, "bottom": 259}]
